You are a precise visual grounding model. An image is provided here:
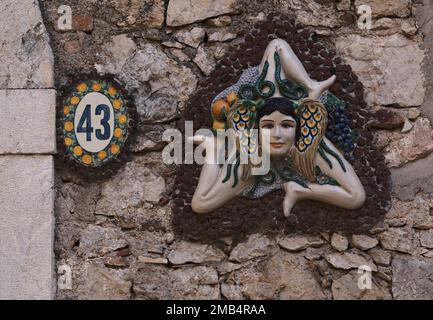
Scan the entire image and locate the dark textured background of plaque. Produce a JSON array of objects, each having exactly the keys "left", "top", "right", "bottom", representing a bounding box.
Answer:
[{"left": 172, "top": 14, "right": 391, "bottom": 243}]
